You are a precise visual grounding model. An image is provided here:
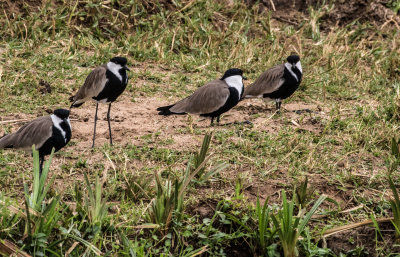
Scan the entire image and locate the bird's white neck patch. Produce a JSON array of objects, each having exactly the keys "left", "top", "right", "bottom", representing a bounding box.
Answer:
[
  {"left": 284, "top": 62, "right": 299, "bottom": 82},
  {"left": 51, "top": 115, "right": 70, "bottom": 143},
  {"left": 224, "top": 75, "right": 243, "bottom": 100},
  {"left": 107, "top": 62, "right": 123, "bottom": 82},
  {"left": 295, "top": 61, "right": 302, "bottom": 74},
  {"left": 66, "top": 118, "right": 71, "bottom": 133}
]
